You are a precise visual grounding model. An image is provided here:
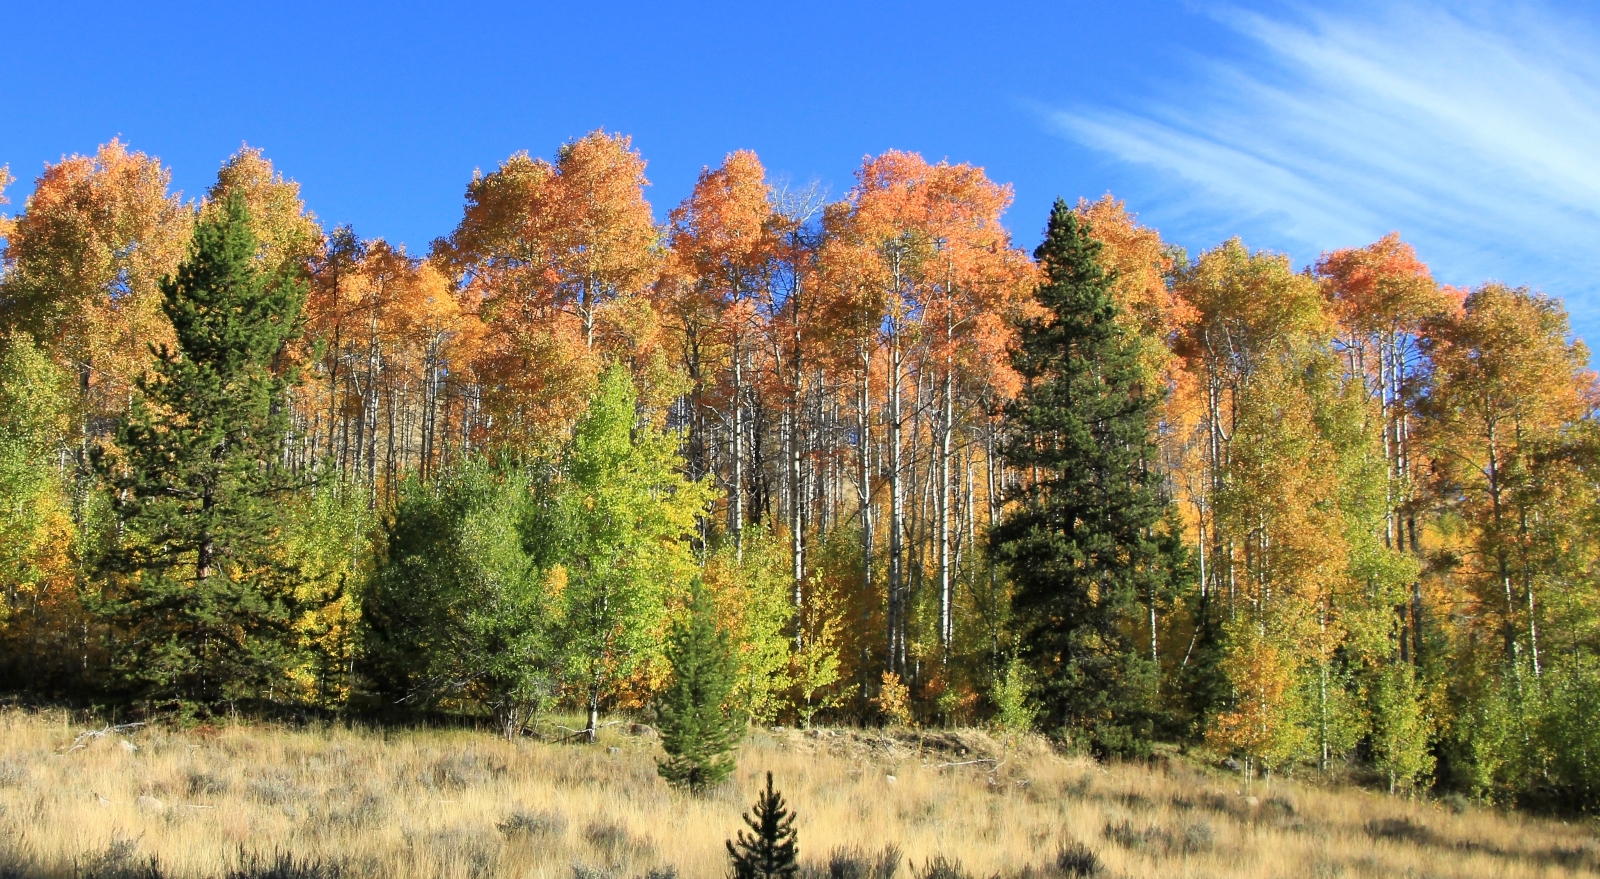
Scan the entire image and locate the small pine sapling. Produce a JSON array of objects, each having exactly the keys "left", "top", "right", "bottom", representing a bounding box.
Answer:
[
  {"left": 726, "top": 772, "right": 799, "bottom": 879},
  {"left": 657, "top": 578, "right": 742, "bottom": 791}
]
